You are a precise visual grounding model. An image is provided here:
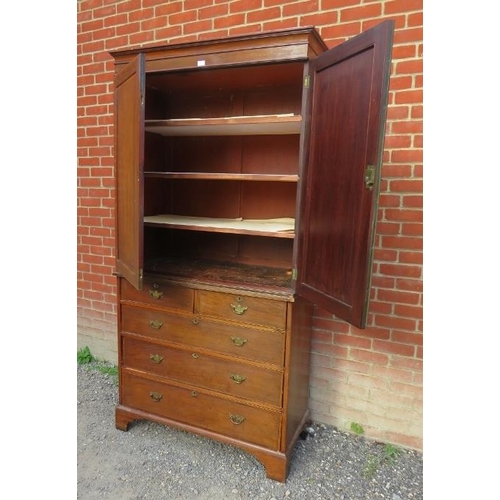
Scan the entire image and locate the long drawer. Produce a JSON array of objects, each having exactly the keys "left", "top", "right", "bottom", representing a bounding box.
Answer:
[
  {"left": 120, "top": 304, "right": 285, "bottom": 366},
  {"left": 121, "top": 372, "right": 281, "bottom": 449},
  {"left": 122, "top": 336, "right": 283, "bottom": 407},
  {"left": 195, "top": 290, "right": 287, "bottom": 330},
  {"left": 121, "top": 278, "right": 194, "bottom": 312}
]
